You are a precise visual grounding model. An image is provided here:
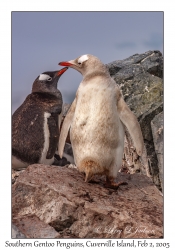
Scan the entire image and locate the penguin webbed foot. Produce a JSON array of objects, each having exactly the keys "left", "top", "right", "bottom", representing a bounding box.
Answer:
[
  {"left": 104, "top": 177, "right": 128, "bottom": 190},
  {"left": 53, "top": 154, "right": 70, "bottom": 166}
]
